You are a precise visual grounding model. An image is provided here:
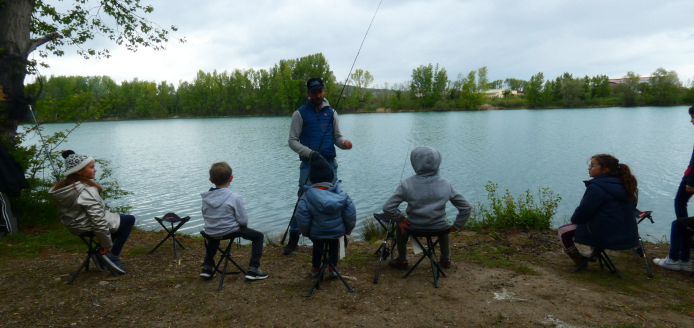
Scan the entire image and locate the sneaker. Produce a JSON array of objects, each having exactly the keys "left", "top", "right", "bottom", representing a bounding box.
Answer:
[
  {"left": 653, "top": 257, "right": 681, "bottom": 271},
  {"left": 99, "top": 251, "right": 126, "bottom": 274},
  {"left": 328, "top": 267, "right": 338, "bottom": 278},
  {"left": 440, "top": 258, "right": 451, "bottom": 269},
  {"left": 310, "top": 267, "right": 320, "bottom": 278},
  {"left": 199, "top": 265, "right": 215, "bottom": 278},
  {"left": 681, "top": 261, "right": 692, "bottom": 272},
  {"left": 245, "top": 267, "right": 268, "bottom": 280},
  {"left": 91, "top": 254, "right": 106, "bottom": 271},
  {"left": 388, "top": 259, "right": 409, "bottom": 270}
]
